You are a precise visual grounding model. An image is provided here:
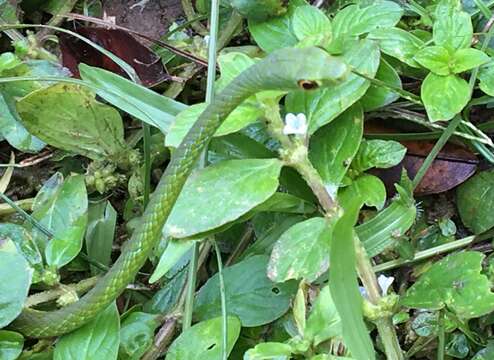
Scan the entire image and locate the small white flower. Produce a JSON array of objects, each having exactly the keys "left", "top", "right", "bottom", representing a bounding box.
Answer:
[
  {"left": 359, "top": 275, "right": 395, "bottom": 299},
  {"left": 283, "top": 113, "right": 308, "bottom": 135}
]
